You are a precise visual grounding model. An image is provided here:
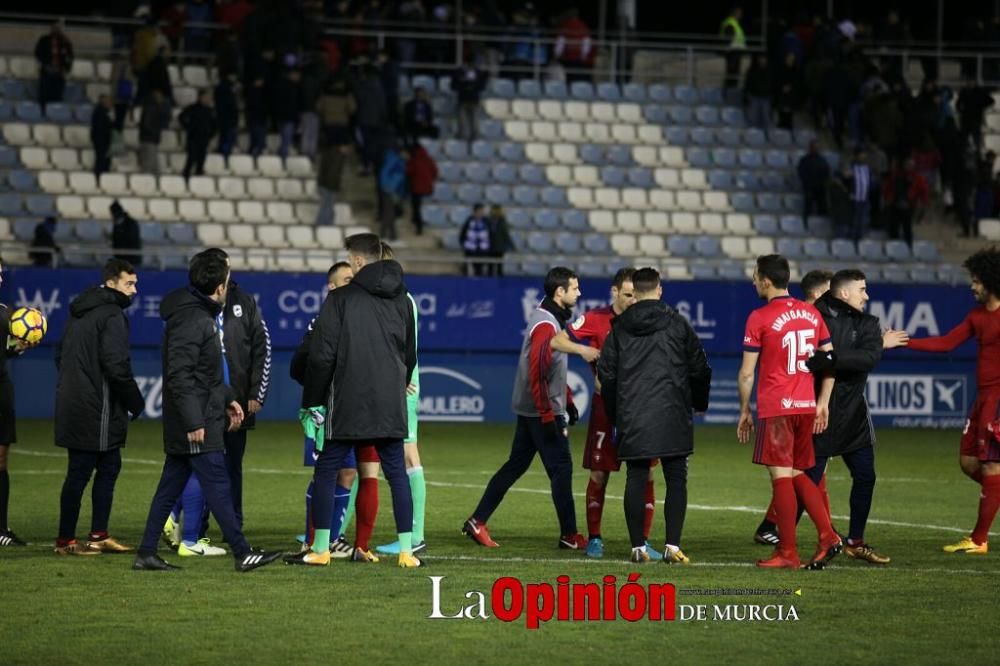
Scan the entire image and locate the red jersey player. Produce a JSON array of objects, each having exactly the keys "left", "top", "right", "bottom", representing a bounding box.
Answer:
[
  {"left": 906, "top": 248, "right": 1000, "bottom": 554},
  {"left": 551, "top": 268, "right": 663, "bottom": 560},
  {"left": 737, "top": 254, "right": 841, "bottom": 569}
]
